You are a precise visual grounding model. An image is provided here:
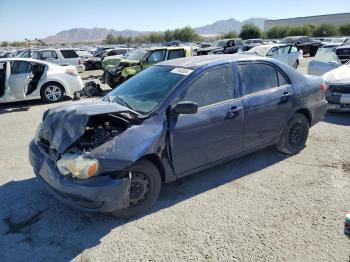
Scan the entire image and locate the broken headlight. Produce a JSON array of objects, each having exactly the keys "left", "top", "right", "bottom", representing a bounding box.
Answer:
[{"left": 57, "top": 153, "right": 99, "bottom": 180}]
